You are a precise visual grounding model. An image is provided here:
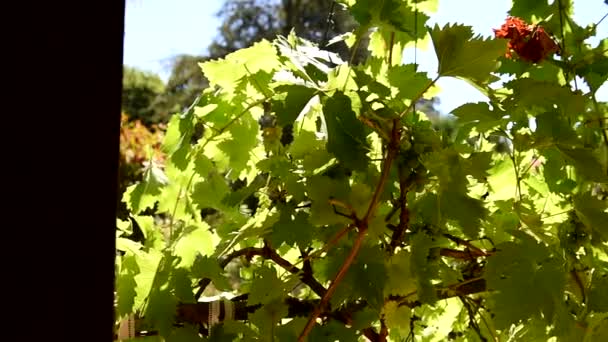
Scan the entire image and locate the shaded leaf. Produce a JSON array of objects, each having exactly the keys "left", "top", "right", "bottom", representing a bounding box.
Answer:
[{"left": 323, "top": 92, "right": 371, "bottom": 171}]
